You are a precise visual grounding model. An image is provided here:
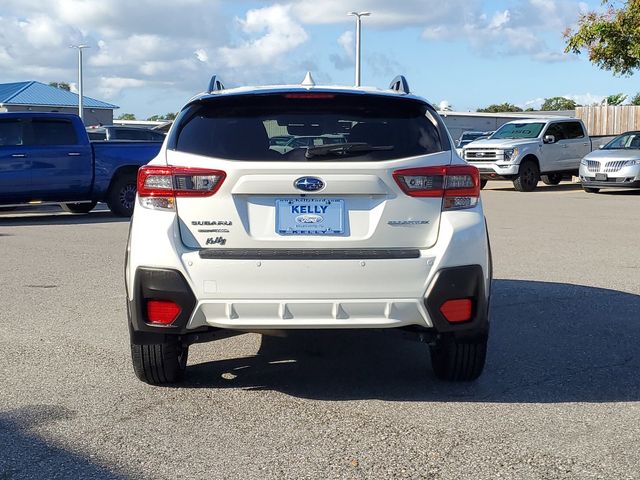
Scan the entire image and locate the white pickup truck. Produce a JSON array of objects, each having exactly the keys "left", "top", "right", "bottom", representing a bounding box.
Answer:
[{"left": 462, "top": 118, "right": 592, "bottom": 191}]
